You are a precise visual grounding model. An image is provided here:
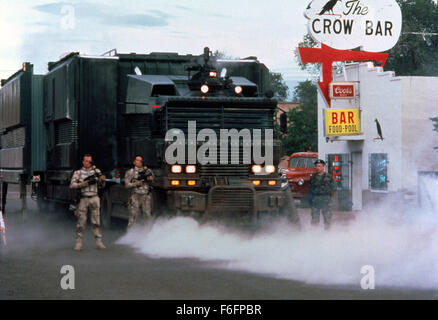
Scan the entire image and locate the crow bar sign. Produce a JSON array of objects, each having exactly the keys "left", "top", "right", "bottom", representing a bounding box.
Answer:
[
  {"left": 304, "top": 0, "right": 402, "bottom": 52},
  {"left": 325, "top": 108, "right": 360, "bottom": 135}
]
